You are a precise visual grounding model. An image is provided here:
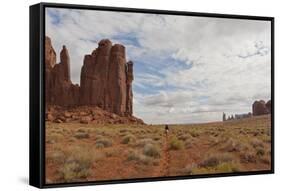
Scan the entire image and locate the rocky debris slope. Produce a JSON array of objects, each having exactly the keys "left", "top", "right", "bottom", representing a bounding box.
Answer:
[{"left": 46, "top": 106, "right": 144, "bottom": 125}]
